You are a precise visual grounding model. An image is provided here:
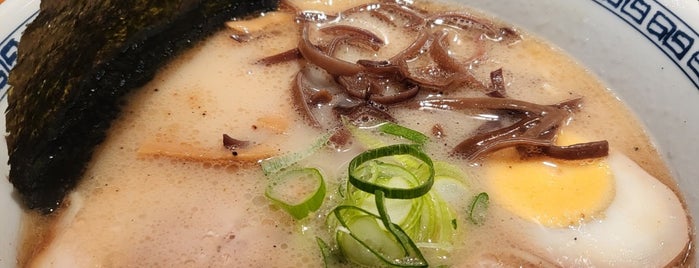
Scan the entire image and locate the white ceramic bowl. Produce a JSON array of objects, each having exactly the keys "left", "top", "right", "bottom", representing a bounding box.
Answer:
[
  {"left": 1, "top": 0, "right": 698, "bottom": 266},
  {"left": 0, "top": 1, "right": 40, "bottom": 266}
]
